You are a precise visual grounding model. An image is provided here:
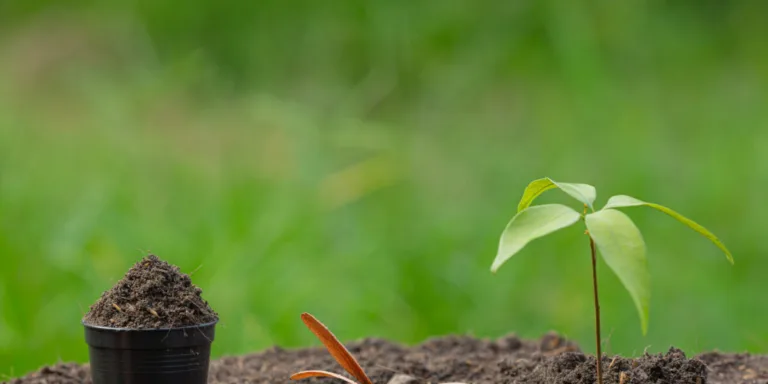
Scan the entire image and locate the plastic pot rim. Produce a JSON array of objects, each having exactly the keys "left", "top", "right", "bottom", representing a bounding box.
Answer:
[{"left": 81, "top": 318, "right": 219, "bottom": 332}]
